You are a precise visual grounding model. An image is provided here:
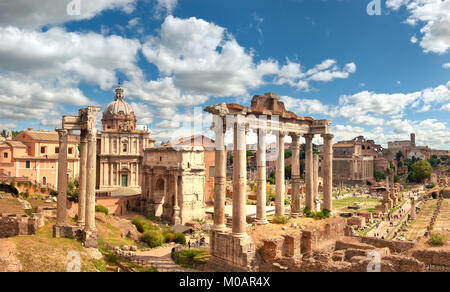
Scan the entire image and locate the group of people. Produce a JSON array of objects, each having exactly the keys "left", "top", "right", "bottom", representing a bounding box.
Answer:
[{"left": 188, "top": 236, "right": 206, "bottom": 249}]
